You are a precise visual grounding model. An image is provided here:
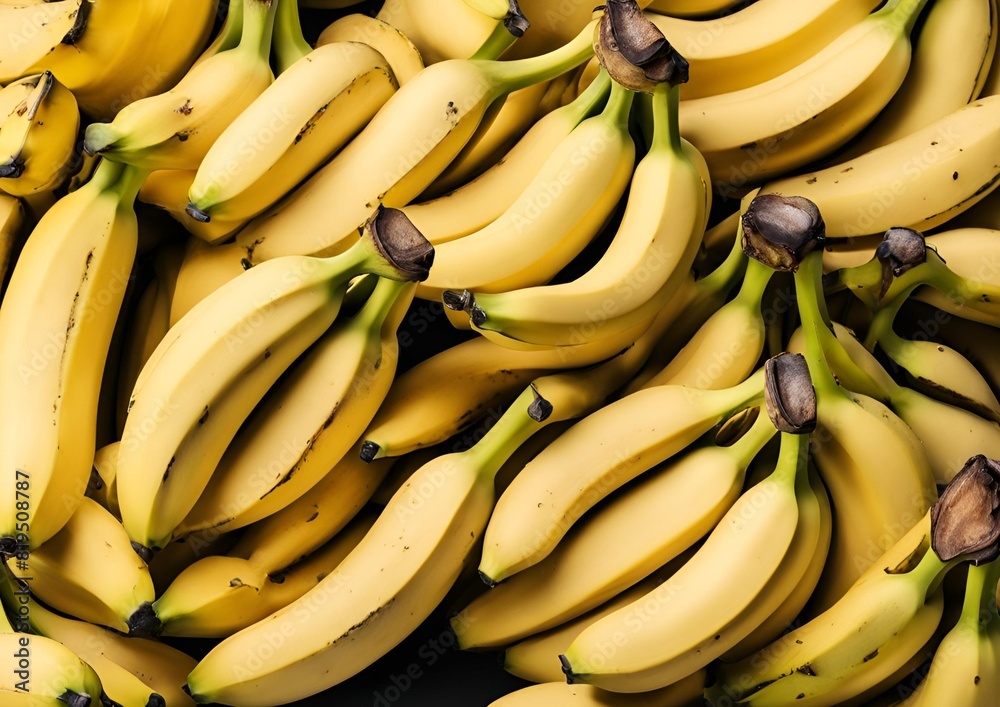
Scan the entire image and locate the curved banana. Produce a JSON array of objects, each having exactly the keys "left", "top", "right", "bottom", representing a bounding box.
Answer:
[
  {"left": 153, "top": 508, "right": 377, "bottom": 638},
  {"left": 649, "top": 0, "right": 881, "bottom": 100},
  {"left": 227, "top": 19, "right": 597, "bottom": 266},
  {"left": 899, "top": 559, "right": 1000, "bottom": 706},
  {"left": 457, "top": 412, "right": 777, "bottom": 650},
  {"left": 455, "top": 71, "right": 708, "bottom": 347},
  {"left": 759, "top": 95, "right": 1000, "bottom": 238},
  {"left": 478, "top": 369, "right": 766, "bottom": 584},
  {"left": 488, "top": 677, "right": 706, "bottom": 706},
  {"left": 376, "top": 0, "right": 512, "bottom": 64},
  {"left": 560, "top": 426, "right": 825, "bottom": 693},
  {"left": 147, "top": 528, "right": 240, "bottom": 596},
  {"left": 3, "top": 573, "right": 196, "bottom": 707},
  {"left": 837, "top": 0, "right": 998, "bottom": 160},
  {"left": 6, "top": 497, "right": 155, "bottom": 635},
  {"left": 0, "top": 160, "right": 146, "bottom": 550},
  {"left": 186, "top": 371, "right": 604, "bottom": 705},
  {"left": 417, "top": 76, "right": 636, "bottom": 301},
  {"left": 0, "top": 72, "right": 80, "bottom": 197},
  {"left": 316, "top": 13, "right": 425, "bottom": 86},
  {"left": 185, "top": 40, "right": 399, "bottom": 241},
  {"left": 115, "top": 207, "right": 433, "bottom": 554},
  {"left": 176, "top": 277, "right": 415, "bottom": 537},
  {"left": 709, "top": 517, "right": 954, "bottom": 707},
  {"left": 84, "top": 0, "right": 278, "bottom": 171}
]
